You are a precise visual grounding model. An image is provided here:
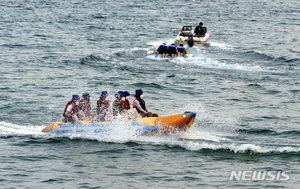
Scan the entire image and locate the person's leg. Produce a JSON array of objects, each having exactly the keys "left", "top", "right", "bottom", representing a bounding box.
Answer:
[
  {"left": 128, "top": 109, "right": 139, "bottom": 119},
  {"left": 72, "top": 114, "right": 84, "bottom": 125},
  {"left": 78, "top": 110, "right": 86, "bottom": 120}
]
